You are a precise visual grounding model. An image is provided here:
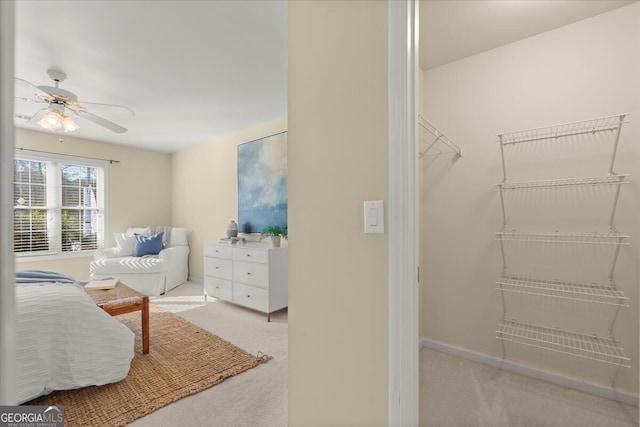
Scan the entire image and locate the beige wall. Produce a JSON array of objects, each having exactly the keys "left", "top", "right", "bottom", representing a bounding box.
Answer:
[
  {"left": 14, "top": 128, "right": 172, "bottom": 279},
  {"left": 420, "top": 3, "right": 640, "bottom": 395},
  {"left": 288, "top": 1, "right": 389, "bottom": 426},
  {"left": 171, "top": 117, "right": 287, "bottom": 281}
]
